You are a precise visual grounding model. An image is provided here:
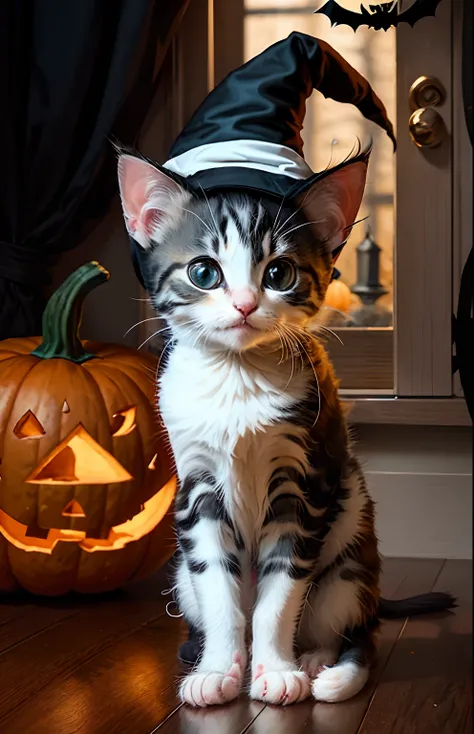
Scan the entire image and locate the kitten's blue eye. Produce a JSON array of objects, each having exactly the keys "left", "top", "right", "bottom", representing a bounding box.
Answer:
[
  {"left": 187, "top": 259, "right": 222, "bottom": 290},
  {"left": 263, "top": 259, "right": 296, "bottom": 291}
]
